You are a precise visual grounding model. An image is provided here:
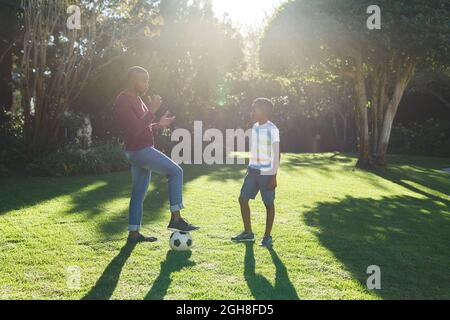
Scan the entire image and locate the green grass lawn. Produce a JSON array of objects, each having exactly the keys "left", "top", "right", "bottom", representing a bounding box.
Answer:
[{"left": 0, "top": 153, "right": 449, "bottom": 300}]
